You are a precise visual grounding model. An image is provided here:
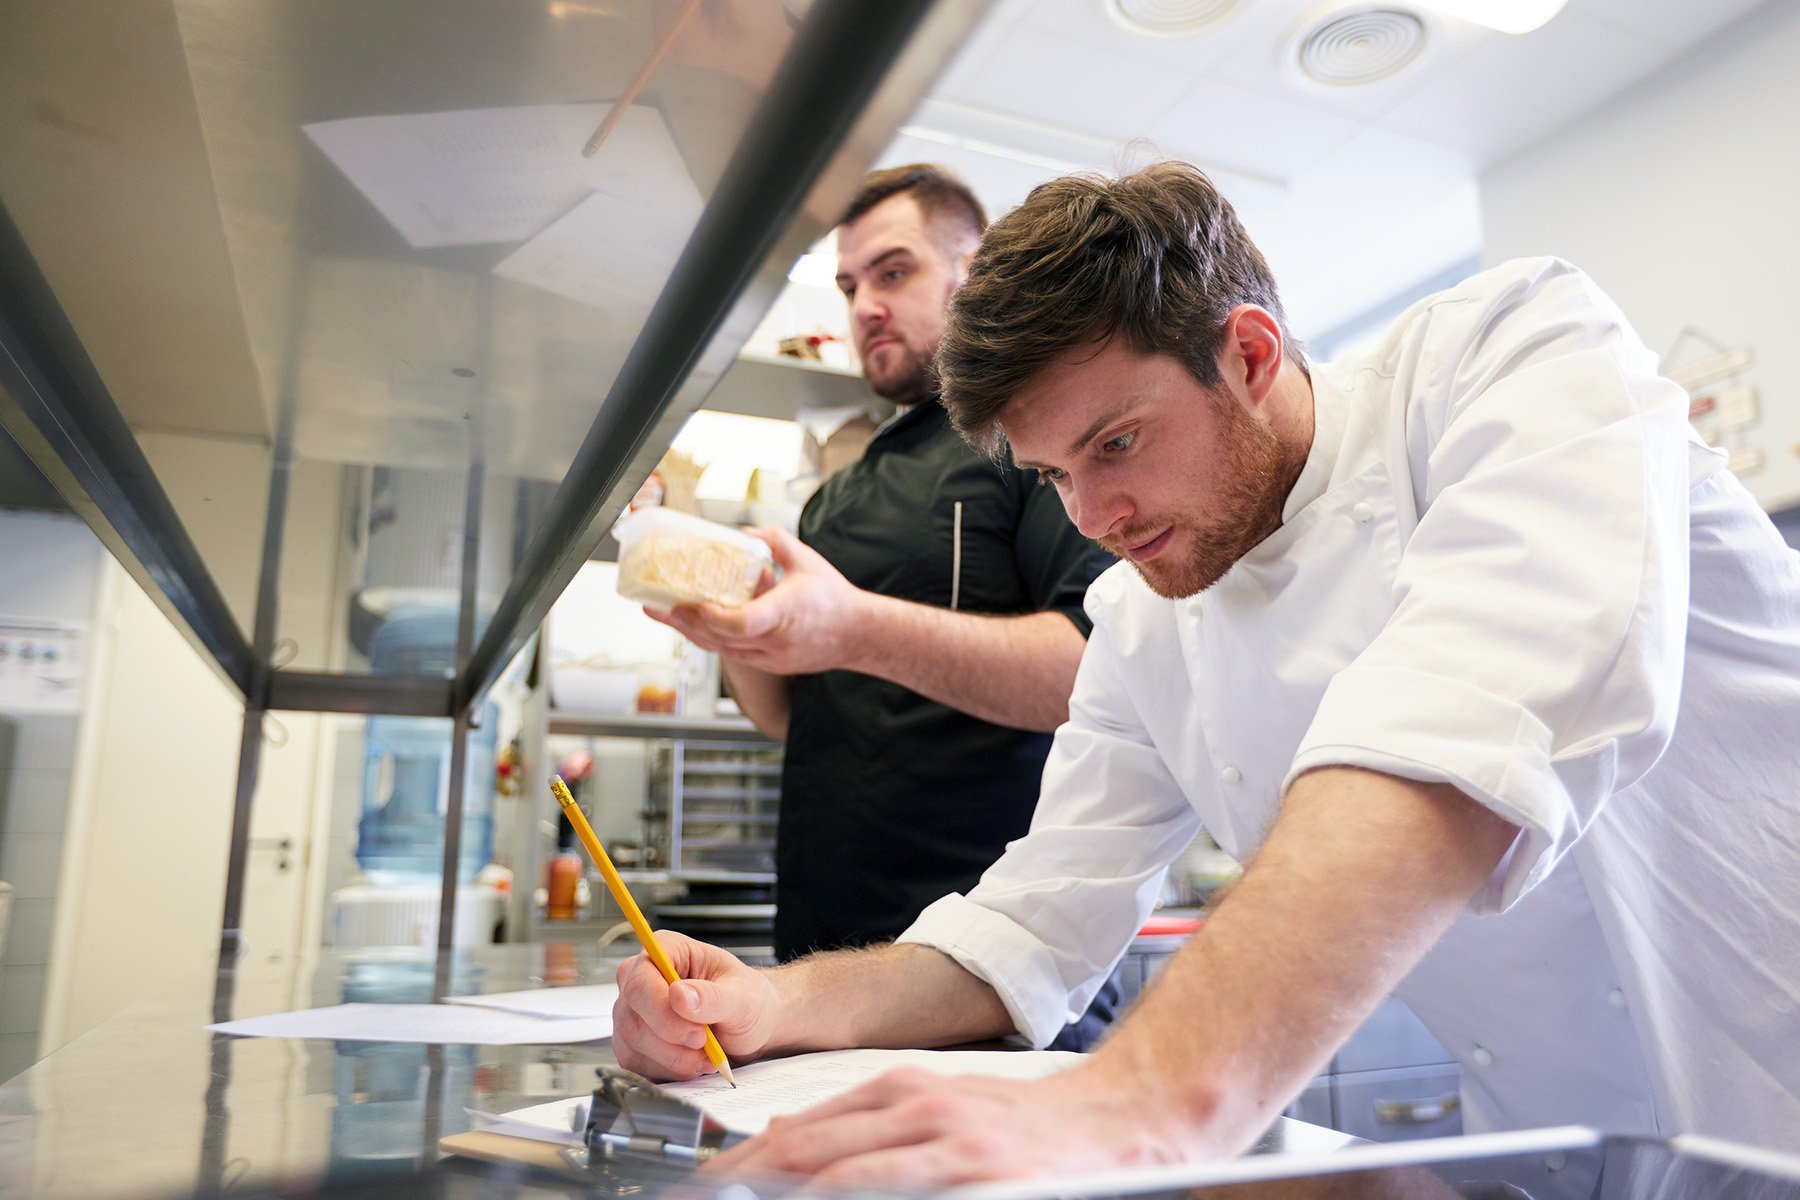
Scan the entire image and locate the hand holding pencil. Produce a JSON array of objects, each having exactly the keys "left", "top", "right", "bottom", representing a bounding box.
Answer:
[{"left": 550, "top": 775, "right": 737, "bottom": 1086}]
